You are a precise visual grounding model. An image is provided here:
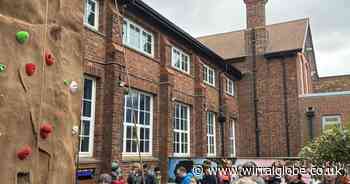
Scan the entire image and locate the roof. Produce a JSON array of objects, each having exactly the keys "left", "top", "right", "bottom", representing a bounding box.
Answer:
[
  {"left": 197, "top": 18, "right": 309, "bottom": 60},
  {"left": 119, "top": 0, "right": 242, "bottom": 79}
]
